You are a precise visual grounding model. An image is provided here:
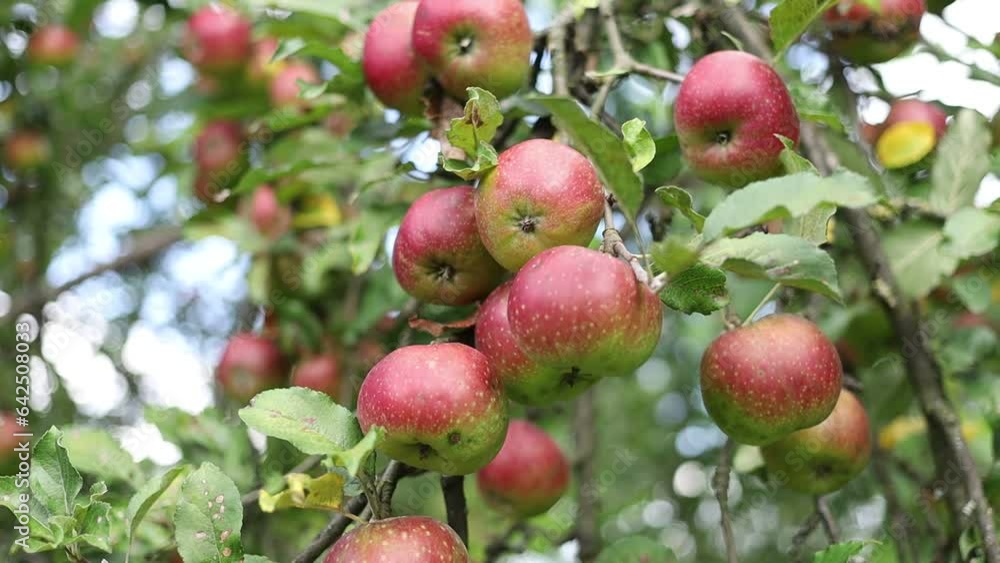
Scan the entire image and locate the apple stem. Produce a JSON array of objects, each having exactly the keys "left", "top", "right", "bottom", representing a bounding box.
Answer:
[{"left": 713, "top": 438, "right": 739, "bottom": 563}]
